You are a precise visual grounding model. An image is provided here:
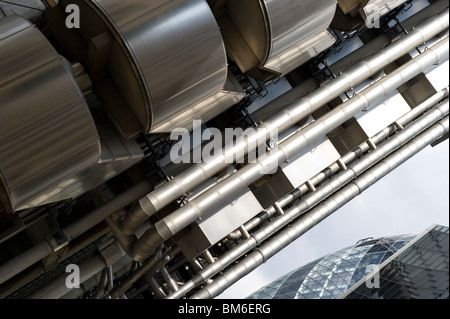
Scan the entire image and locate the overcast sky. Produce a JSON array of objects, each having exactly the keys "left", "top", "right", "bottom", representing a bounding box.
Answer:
[{"left": 216, "top": 42, "right": 450, "bottom": 299}]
